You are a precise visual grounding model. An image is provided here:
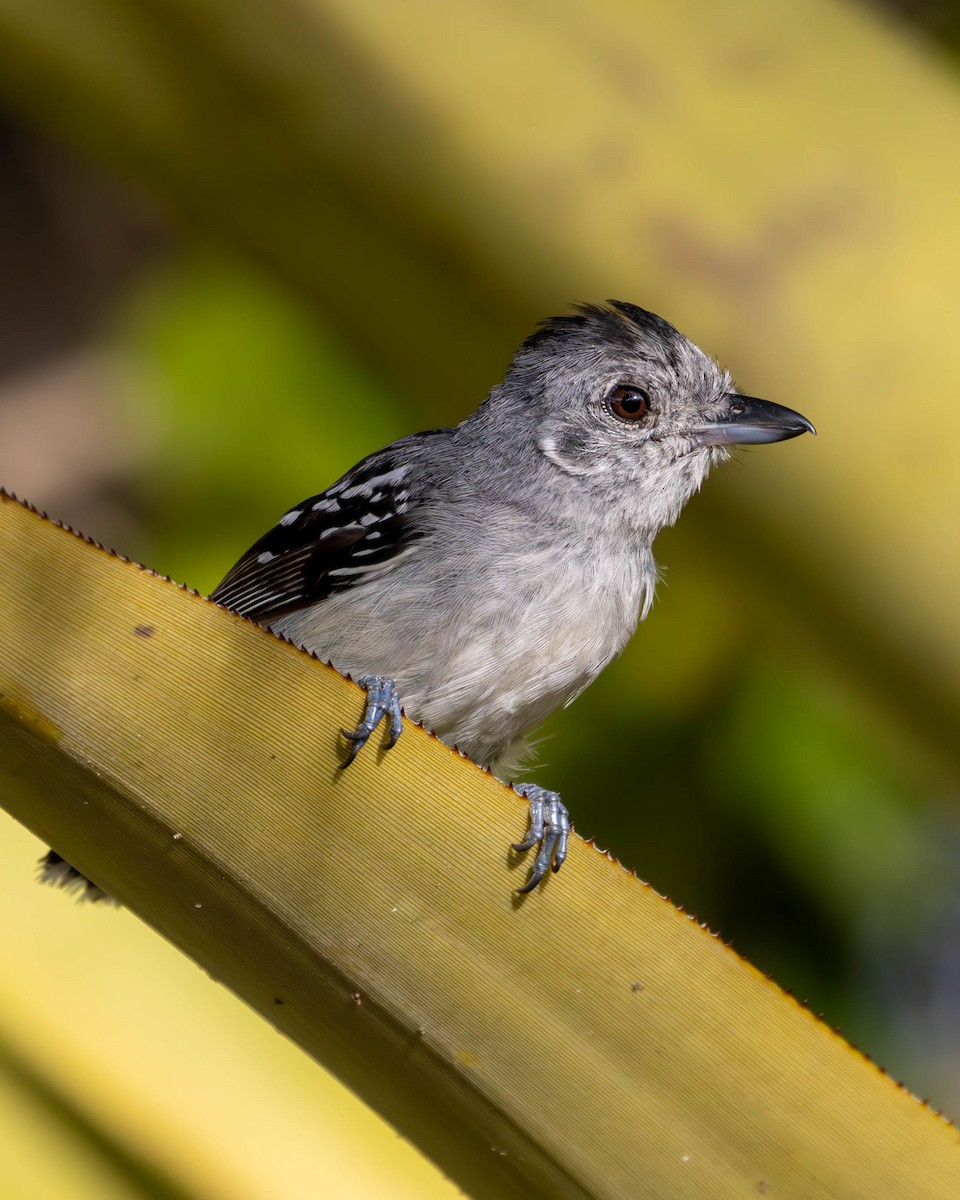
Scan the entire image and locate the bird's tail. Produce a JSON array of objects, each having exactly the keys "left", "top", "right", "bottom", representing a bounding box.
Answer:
[{"left": 38, "top": 850, "right": 115, "bottom": 904}]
